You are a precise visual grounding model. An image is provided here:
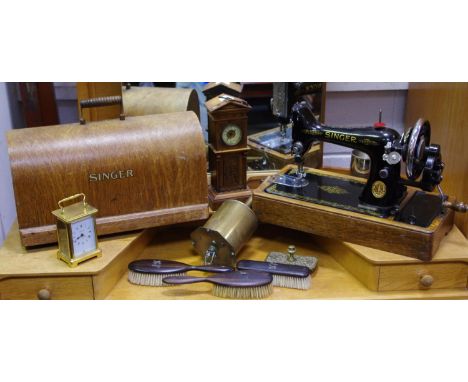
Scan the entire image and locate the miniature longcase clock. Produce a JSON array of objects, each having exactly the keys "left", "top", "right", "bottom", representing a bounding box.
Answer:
[
  {"left": 52, "top": 193, "right": 102, "bottom": 267},
  {"left": 206, "top": 94, "right": 252, "bottom": 209}
]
